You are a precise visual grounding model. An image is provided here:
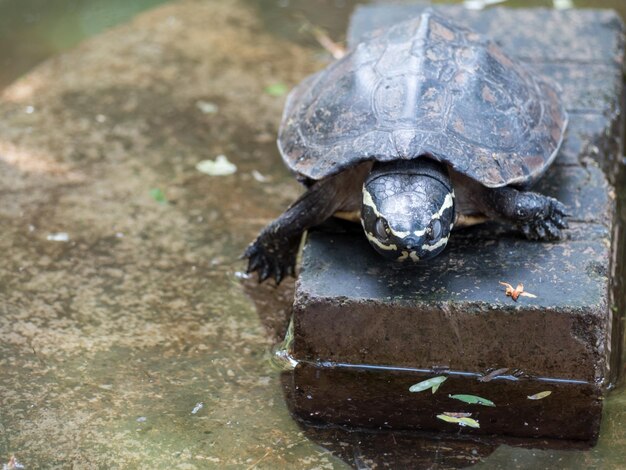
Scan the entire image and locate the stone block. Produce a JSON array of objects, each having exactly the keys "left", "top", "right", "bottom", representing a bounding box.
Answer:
[
  {"left": 294, "top": 221, "right": 610, "bottom": 383},
  {"left": 288, "top": 5, "right": 625, "bottom": 442}
]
